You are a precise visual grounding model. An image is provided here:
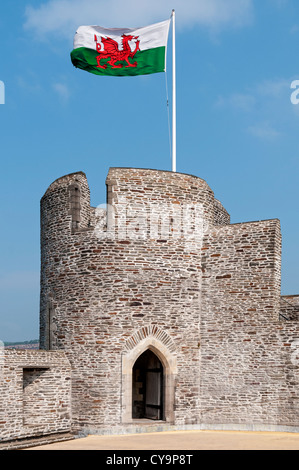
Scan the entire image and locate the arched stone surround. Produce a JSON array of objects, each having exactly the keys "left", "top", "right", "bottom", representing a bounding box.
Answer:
[{"left": 121, "top": 326, "right": 177, "bottom": 424}]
